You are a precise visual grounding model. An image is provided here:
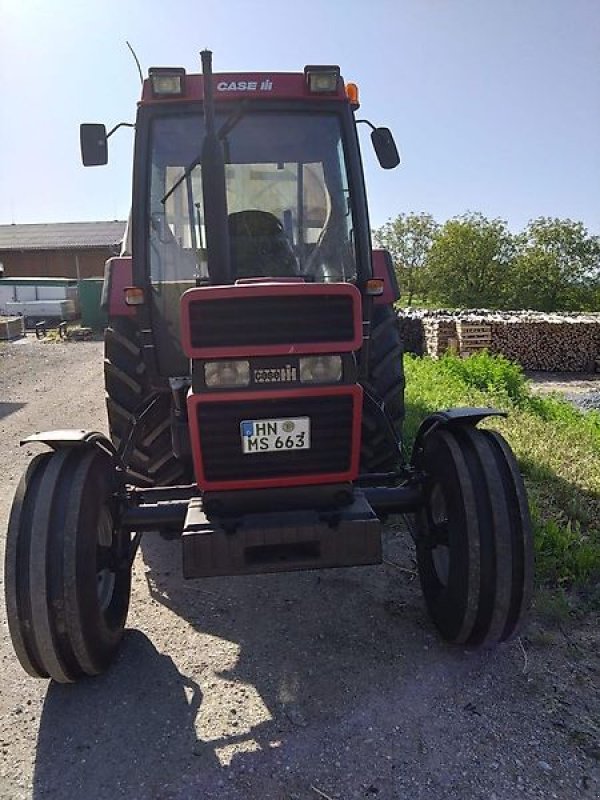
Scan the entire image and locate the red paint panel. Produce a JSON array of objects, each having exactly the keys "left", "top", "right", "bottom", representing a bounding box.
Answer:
[
  {"left": 371, "top": 249, "right": 400, "bottom": 306},
  {"left": 187, "top": 384, "right": 363, "bottom": 491},
  {"left": 141, "top": 73, "right": 348, "bottom": 105},
  {"left": 106, "top": 257, "right": 135, "bottom": 318},
  {"left": 180, "top": 282, "right": 363, "bottom": 359}
]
